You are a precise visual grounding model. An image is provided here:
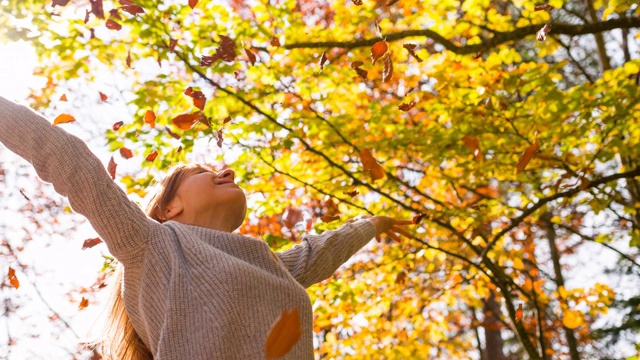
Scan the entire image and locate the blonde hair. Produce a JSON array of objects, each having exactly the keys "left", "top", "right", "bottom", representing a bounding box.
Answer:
[{"left": 100, "top": 163, "right": 214, "bottom": 359}]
